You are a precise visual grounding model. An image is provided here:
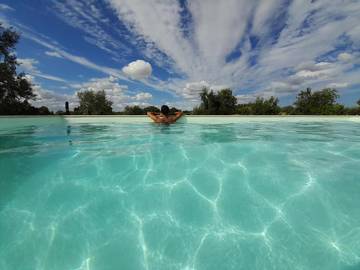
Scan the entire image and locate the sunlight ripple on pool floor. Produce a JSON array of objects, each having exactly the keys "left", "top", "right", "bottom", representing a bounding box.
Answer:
[{"left": 0, "top": 118, "right": 360, "bottom": 270}]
